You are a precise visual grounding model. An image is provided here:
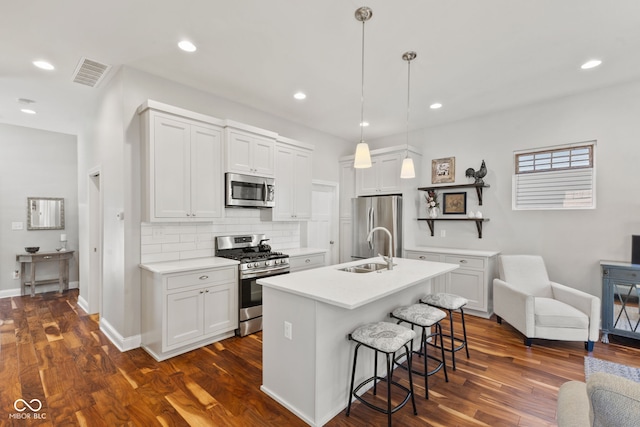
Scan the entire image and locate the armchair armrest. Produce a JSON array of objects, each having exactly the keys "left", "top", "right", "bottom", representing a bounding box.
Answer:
[
  {"left": 551, "top": 282, "right": 601, "bottom": 342},
  {"left": 493, "top": 278, "right": 535, "bottom": 337}
]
